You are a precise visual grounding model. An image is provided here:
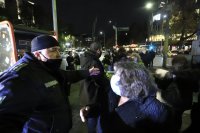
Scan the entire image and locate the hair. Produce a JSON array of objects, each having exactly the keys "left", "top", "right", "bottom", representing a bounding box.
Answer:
[
  {"left": 172, "top": 55, "right": 189, "bottom": 71},
  {"left": 90, "top": 42, "right": 102, "bottom": 52},
  {"left": 128, "top": 52, "right": 143, "bottom": 64},
  {"left": 117, "top": 47, "right": 126, "bottom": 53},
  {"left": 114, "top": 60, "right": 157, "bottom": 100}
]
